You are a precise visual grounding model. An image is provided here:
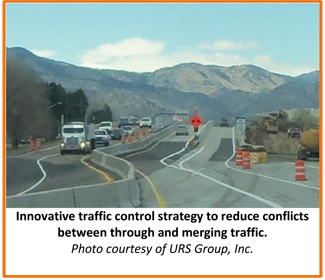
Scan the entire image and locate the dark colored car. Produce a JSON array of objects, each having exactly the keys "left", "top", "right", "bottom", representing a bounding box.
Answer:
[
  {"left": 130, "top": 117, "right": 140, "bottom": 126},
  {"left": 118, "top": 117, "right": 131, "bottom": 128},
  {"left": 111, "top": 128, "right": 124, "bottom": 140},
  {"left": 220, "top": 118, "right": 229, "bottom": 127},
  {"left": 291, "top": 130, "right": 302, "bottom": 139}
]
